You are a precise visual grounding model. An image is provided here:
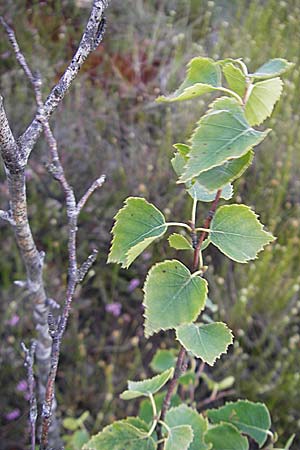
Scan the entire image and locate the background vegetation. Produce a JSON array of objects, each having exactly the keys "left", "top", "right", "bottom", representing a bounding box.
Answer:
[{"left": 0, "top": 0, "right": 299, "bottom": 448}]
